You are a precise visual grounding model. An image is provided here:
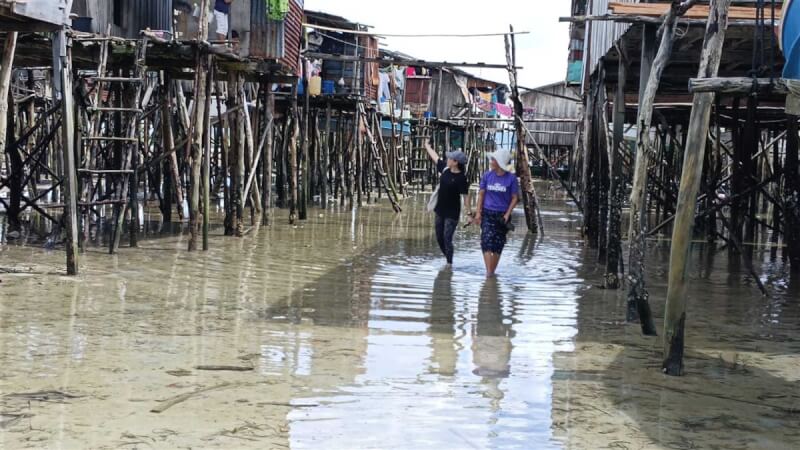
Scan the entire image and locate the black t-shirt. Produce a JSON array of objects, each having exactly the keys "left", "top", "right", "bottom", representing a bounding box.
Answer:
[{"left": 435, "top": 159, "right": 469, "bottom": 220}]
